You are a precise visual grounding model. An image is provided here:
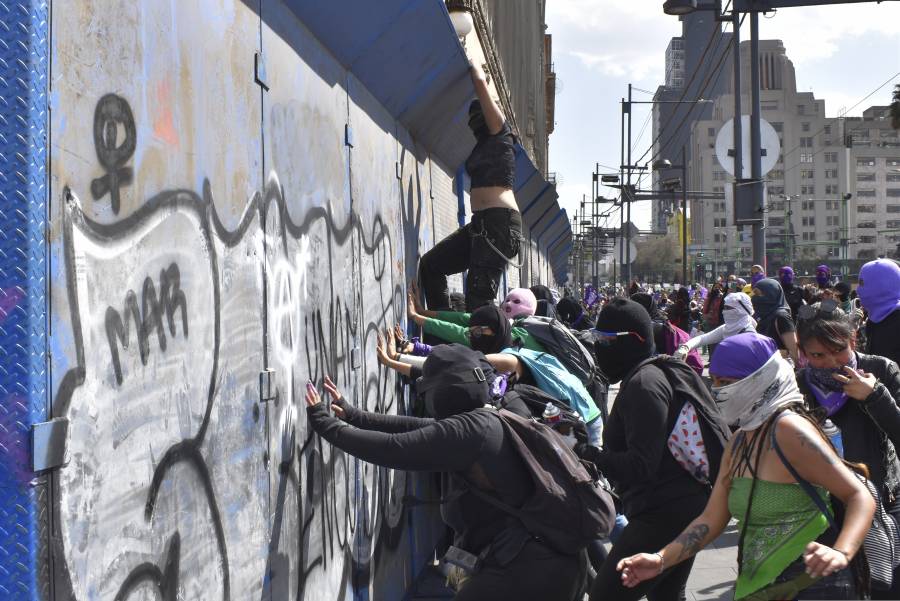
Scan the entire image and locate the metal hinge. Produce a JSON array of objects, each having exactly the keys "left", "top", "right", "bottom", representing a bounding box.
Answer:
[
  {"left": 254, "top": 52, "right": 270, "bottom": 91},
  {"left": 260, "top": 368, "right": 277, "bottom": 403},
  {"left": 32, "top": 417, "right": 69, "bottom": 471},
  {"left": 351, "top": 347, "right": 361, "bottom": 371},
  {"left": 345, "top": 124, "right": 354, "bottom": 148},
  {"left": 395, "top": 162, "right": 402, "bottom": 180}
]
